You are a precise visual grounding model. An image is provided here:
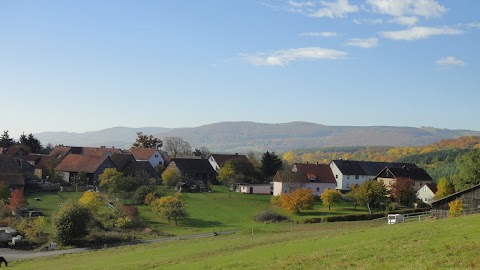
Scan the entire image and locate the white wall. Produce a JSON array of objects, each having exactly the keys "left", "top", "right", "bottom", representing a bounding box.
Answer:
[
  {"left": 208, "top": 156, "right": 220, "bottom": 171},
  {"left": 147, "top": 151, "right": 165, "bottom": 167},
  {"left": 416, "top": 185, "right": 435, "bottom": 204},
  {"left": 239, "top": 185, "right": 271, "bottom": 194},
  {"left": 329, "top": 162, "right": 372, "bottom": 190},
  {"left": 273, "top": 181, "right": 336, "bottom": 196}
]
